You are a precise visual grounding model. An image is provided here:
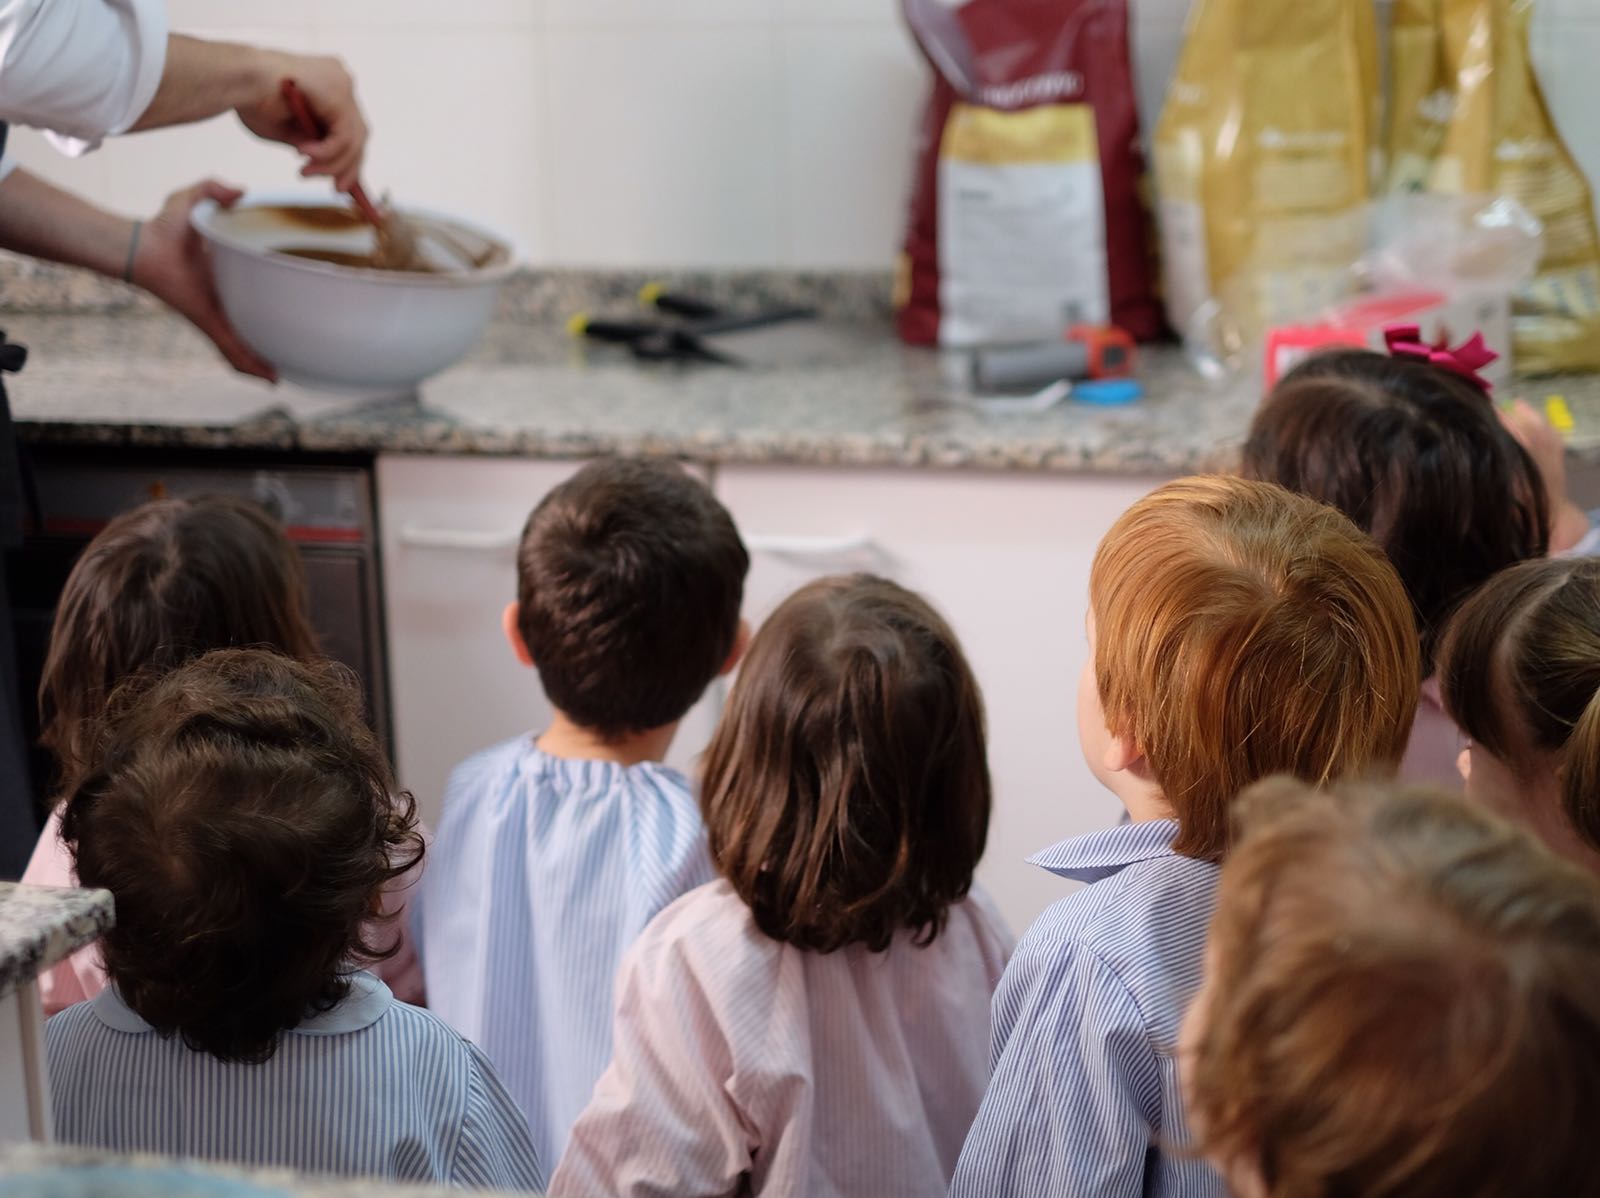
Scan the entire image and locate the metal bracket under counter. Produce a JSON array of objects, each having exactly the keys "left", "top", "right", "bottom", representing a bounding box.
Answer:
[{"left": 0, "top": 882, "right": 115, "bottom": 1144}]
